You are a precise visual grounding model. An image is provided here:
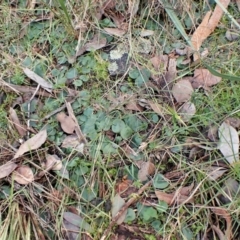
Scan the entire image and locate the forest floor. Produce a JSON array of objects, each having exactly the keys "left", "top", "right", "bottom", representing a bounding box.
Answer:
[{"left": 0, "top": 0, "right": 240, "bottom": 239}]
